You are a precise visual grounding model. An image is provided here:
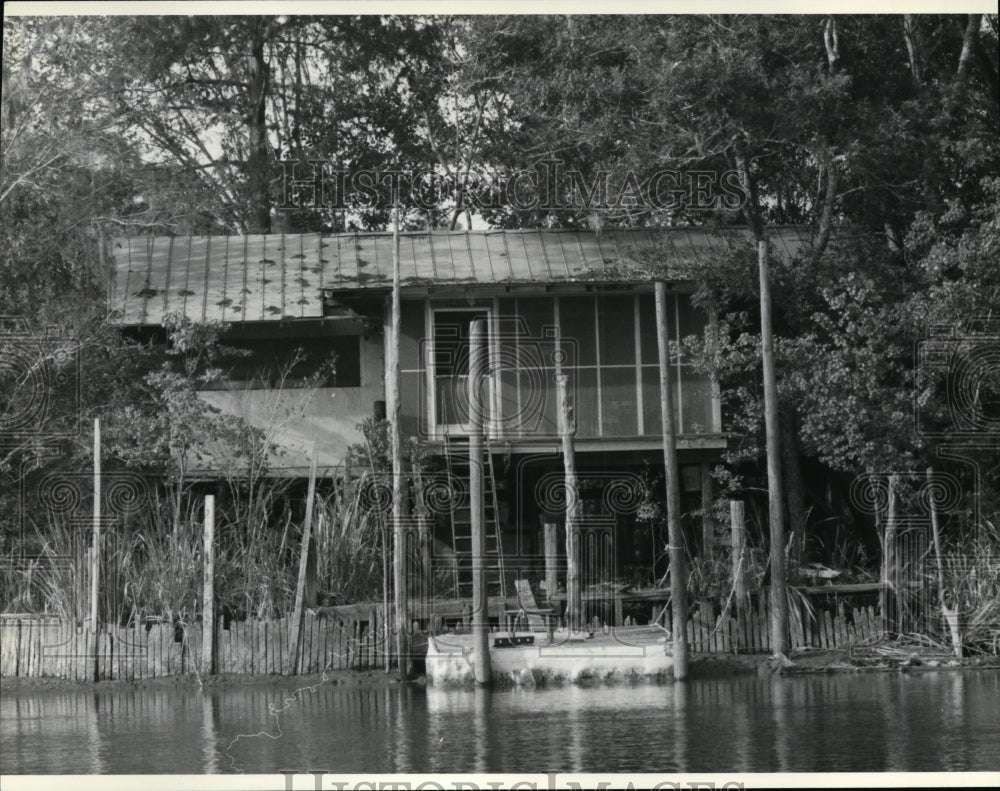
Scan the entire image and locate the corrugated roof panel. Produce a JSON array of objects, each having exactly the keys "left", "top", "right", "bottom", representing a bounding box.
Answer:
[
  {"left": 540, "top": 230, "right": 572, "bottom": 279},
  {"left": 519, "top": 231, "right": 549, "bottom": 279},
  {"left": 323, "top": 235, "right": 347, "bottom": 287},
  {"left": 213, "top": 237, "right": 235, "bottom": 323},
  {"left": 428, "top": 233, "right": 458, "bottom": 283},
  {"left": 228, "top": 236, "right": 249, "bottom": 322},
  {"left": 202, "top": 237, "right": 230, "bottom": 322},
  {"left": 446, "top": 233, "right": 476, "bottom": 283},
  {"left": 111, "top": 227, "right": 851, "bottom": 325},
  {"left": 167, "top": 236, "right": 192, "bottom": 322},
  {"left": 401, "top": 233, "right": 428, "bottom": 281},
  {"left": 260, "top": 235, "right": 283, "bottom": 319},
  {"left": 238, "top": 237, "right": 264, "bottom": 321},
  {"left": 484, "top": 232, "right": 515, "bottom": 280},
  {"left": 466, "top": 232, "right": 494, "bottom": 282},
  {"left": 507, "top": 232, "right": 534, "bottom": 281}
]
